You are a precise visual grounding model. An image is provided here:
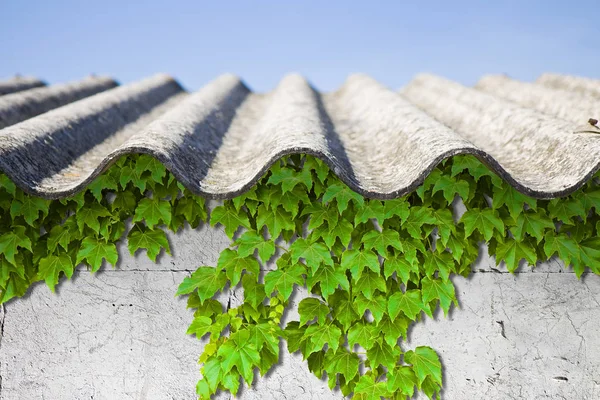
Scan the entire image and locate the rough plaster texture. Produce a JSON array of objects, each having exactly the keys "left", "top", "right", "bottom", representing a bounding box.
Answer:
[{"left": 0, "top": 224, "right": 599, "bottom": 399}]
